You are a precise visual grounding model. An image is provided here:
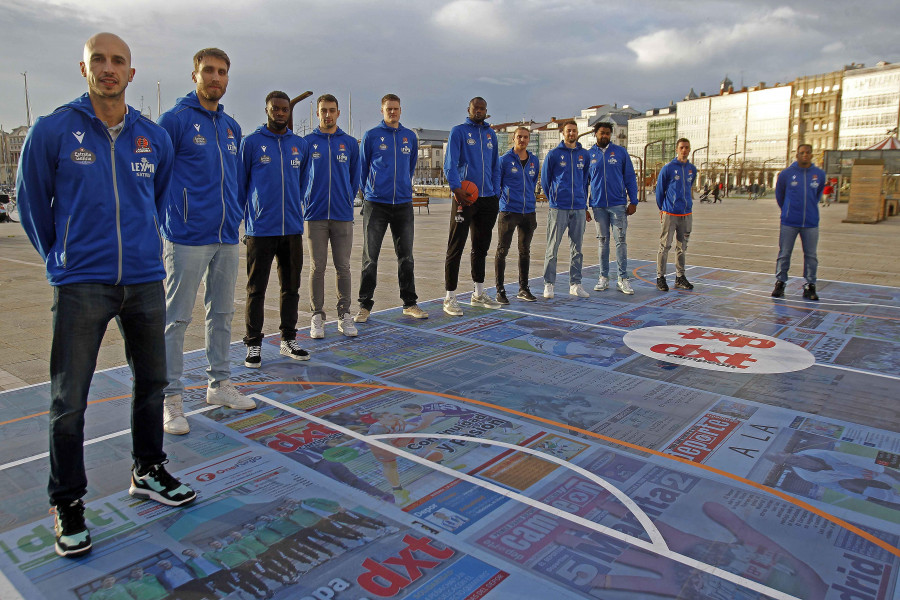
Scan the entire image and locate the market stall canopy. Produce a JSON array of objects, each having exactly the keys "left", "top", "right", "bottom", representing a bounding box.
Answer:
[{"left": 866, "top": 136, "right": 900, "bottom": 150}]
